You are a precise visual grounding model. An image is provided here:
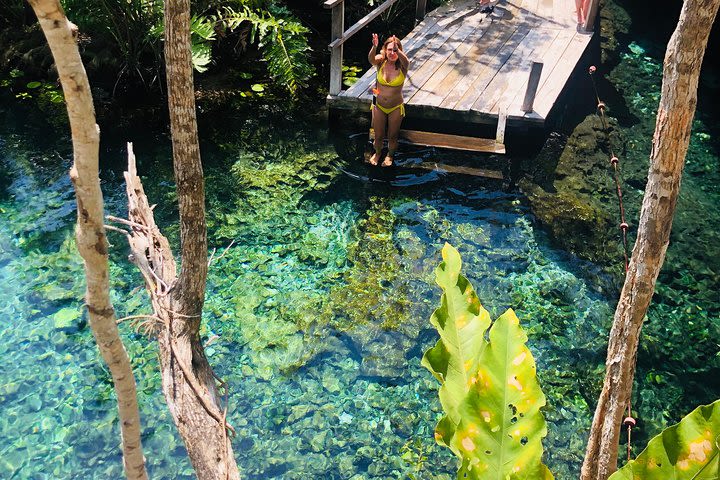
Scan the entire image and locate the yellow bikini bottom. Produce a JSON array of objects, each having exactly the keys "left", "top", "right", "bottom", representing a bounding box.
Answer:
[{"left": 372, "top": 102, "right": 405, "bottom": 116}]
